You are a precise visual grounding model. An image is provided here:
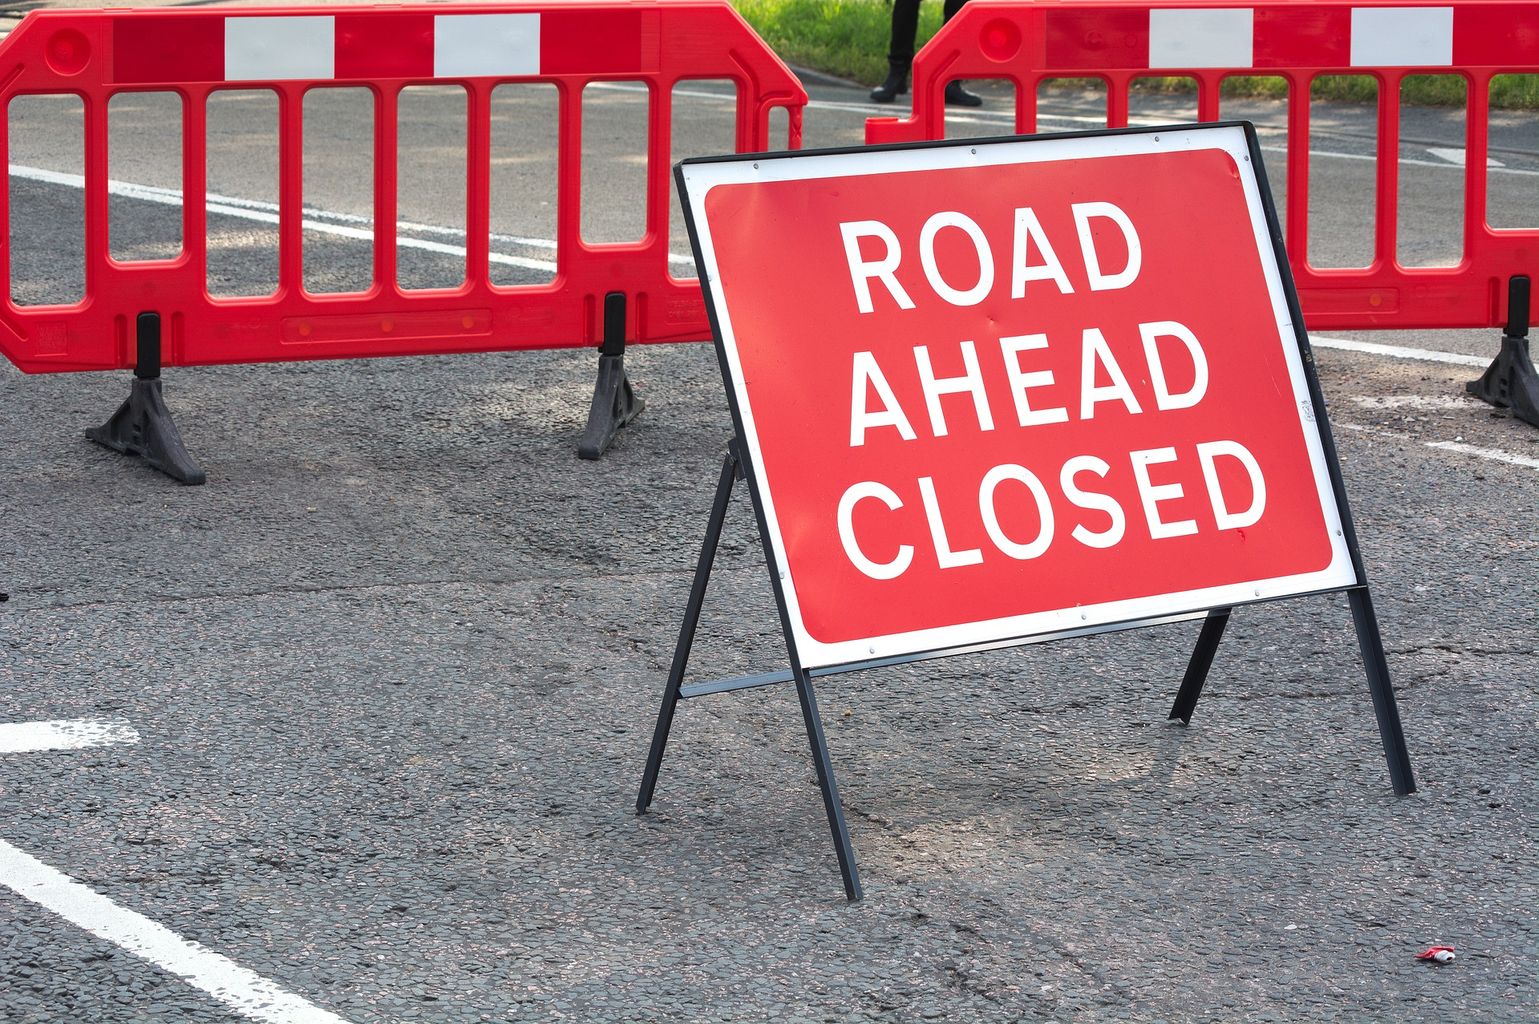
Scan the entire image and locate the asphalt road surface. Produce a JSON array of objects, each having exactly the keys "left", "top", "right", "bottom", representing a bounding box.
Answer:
[{"left": 2, "top": 20, "right": 1537, "bottom": 1024}]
